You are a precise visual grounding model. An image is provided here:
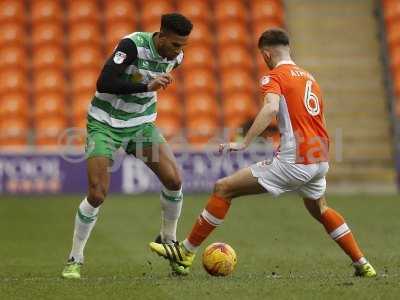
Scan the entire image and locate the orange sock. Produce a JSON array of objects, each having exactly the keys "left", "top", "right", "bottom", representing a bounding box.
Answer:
[
  {"left": 186, "top": 194, "right": 231, "bottom": 248},
  {"left": 320, "top": 208, "right": 365, "bottom": 263}
]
